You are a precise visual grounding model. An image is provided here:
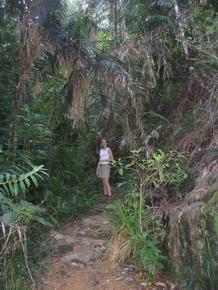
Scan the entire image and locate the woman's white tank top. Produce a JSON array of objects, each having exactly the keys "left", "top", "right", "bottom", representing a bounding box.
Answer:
[{"left": 100, "top": 148, "right": 110, "bottom": 164}]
